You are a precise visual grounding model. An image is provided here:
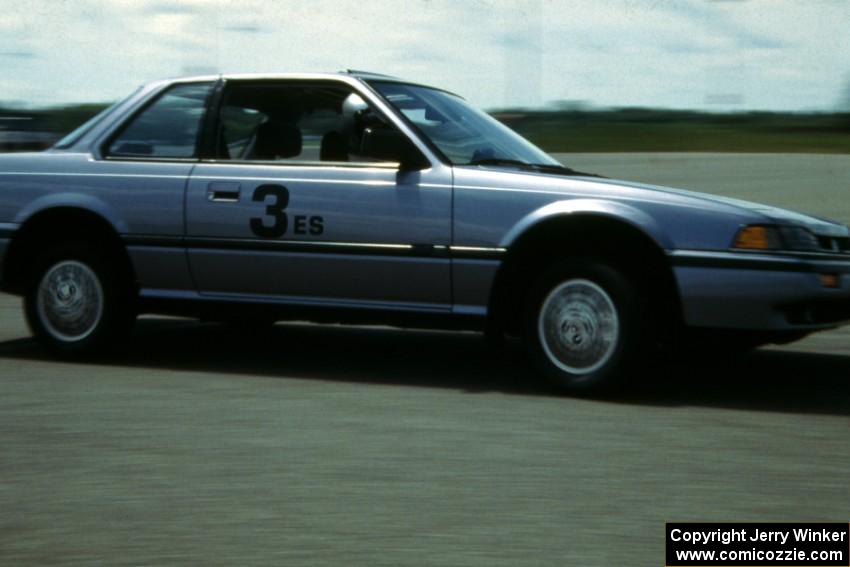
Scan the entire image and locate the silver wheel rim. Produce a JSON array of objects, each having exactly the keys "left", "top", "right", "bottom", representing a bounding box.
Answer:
[
  {"left": 537, "top": 278, "right": 619, "bottom": 375},
  {"left": 36, "top": 260, "right": 104, "bottom": 342}
]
